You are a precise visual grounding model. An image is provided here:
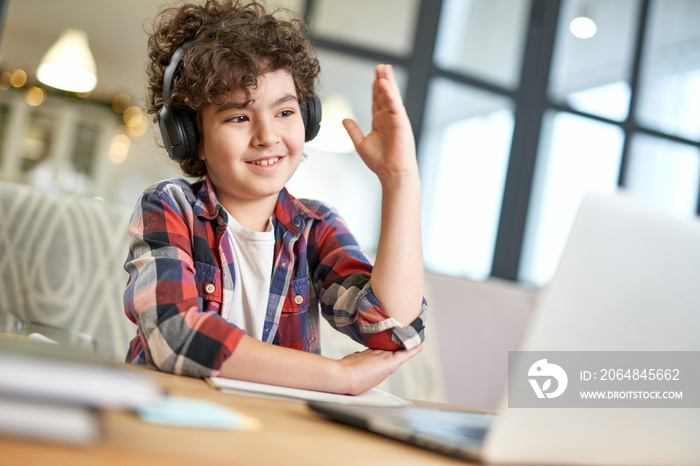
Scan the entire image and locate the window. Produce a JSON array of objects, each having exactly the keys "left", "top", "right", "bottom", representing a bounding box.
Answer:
[
  {"left": 625, "top": 134, "right": 700, "bottom": 216},
  {"left": 520, "top": 112, "right": 624, "bottom": 286},
  {"left": 300, "top": 0, "right": 700, "bottom": 286},
  {"left": 549, "top": 0, "right": 639, "bottom": 121},
  {"left": 636, "top": 0, "right": 700, "bottom": 140},
  {"left": 21, "top": 108, "right": 56, "bottom": 175},
  {"left": 435, "top": 0, "right": 531, "bottom": 89},
  {"left": 420, "top": 80, "right": 514, "bottom": 279},
  {"left": 70, "top": 121, "right": 101, "bottom": 176},
  {"left": 311, "top": 0, "right": 420, "bottom": 56},
  {"left": 517, "top": 0, "right": 700, "bottom": 286},
  {"left": 0, "top": 88, "right": 121, "bottom": 196},
  {"left": 0, "top": 104, "right": 8, "bottom": 166}
]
